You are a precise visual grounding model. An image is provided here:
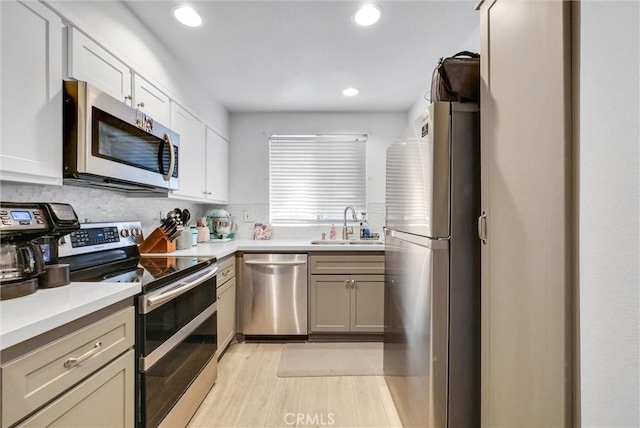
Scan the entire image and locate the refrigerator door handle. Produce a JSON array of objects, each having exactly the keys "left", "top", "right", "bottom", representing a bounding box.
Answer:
[{"left": 478, "top": 211, "right": 487, "bottom": 245}]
